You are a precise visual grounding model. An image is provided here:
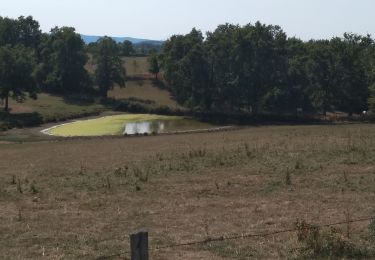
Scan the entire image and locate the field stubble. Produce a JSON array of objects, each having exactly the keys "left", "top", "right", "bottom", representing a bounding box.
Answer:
[{"left": 1, "top": 124, "right": 375, "bottom": 259}]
